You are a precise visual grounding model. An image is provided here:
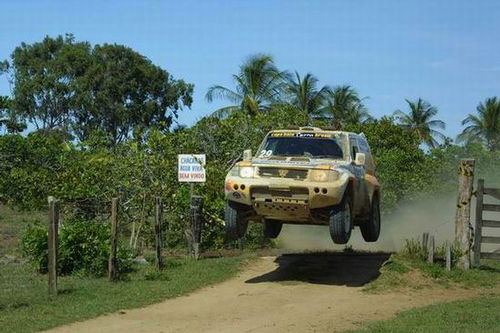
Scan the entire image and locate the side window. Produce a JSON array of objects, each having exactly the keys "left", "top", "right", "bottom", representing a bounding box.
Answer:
[
  {"left": 349, "top": 137, "right": 359, "bottom": 161},
  {"left": 358, "top": 137, "right": 370, "bottom": 154}
]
